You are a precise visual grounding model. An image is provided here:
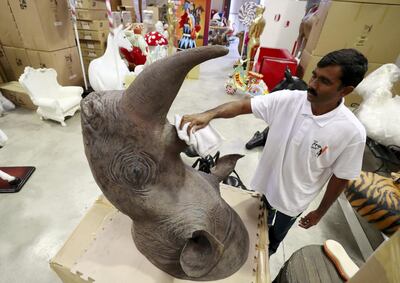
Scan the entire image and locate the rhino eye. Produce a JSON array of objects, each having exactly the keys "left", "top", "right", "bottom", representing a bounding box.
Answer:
[{"left": 109, "top": 150, "right": 157, "bottom": 191}]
